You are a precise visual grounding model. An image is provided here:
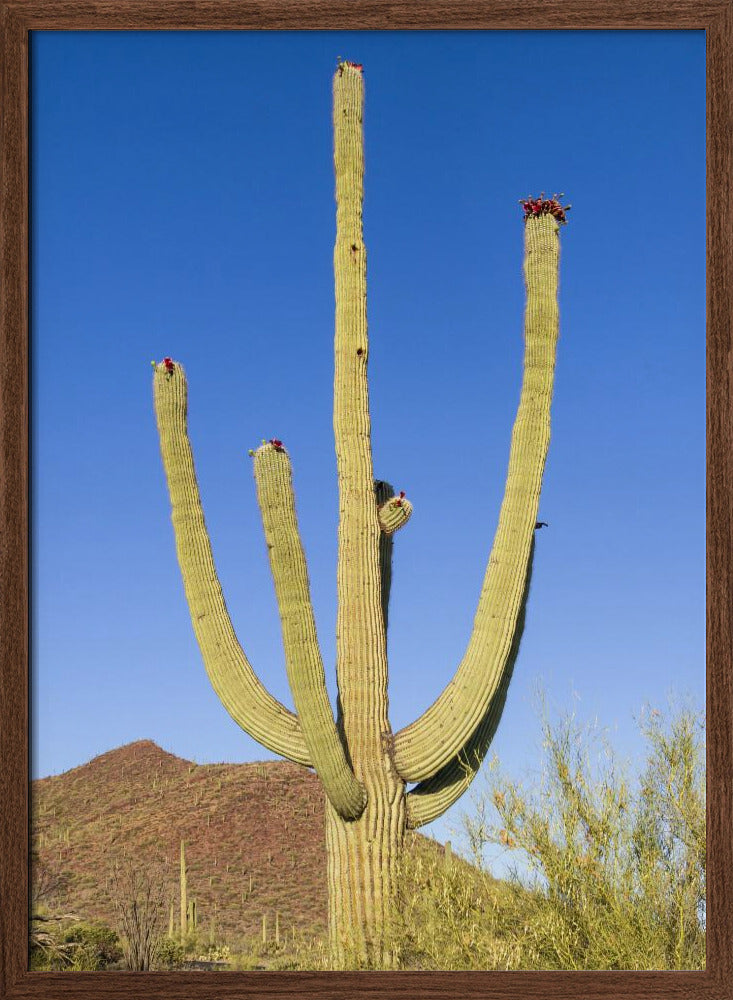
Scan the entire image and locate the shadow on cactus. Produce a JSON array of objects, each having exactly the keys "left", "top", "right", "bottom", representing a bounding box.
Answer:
[{"left": 153, "top": 61, "right": 566, "bottom": 970}]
